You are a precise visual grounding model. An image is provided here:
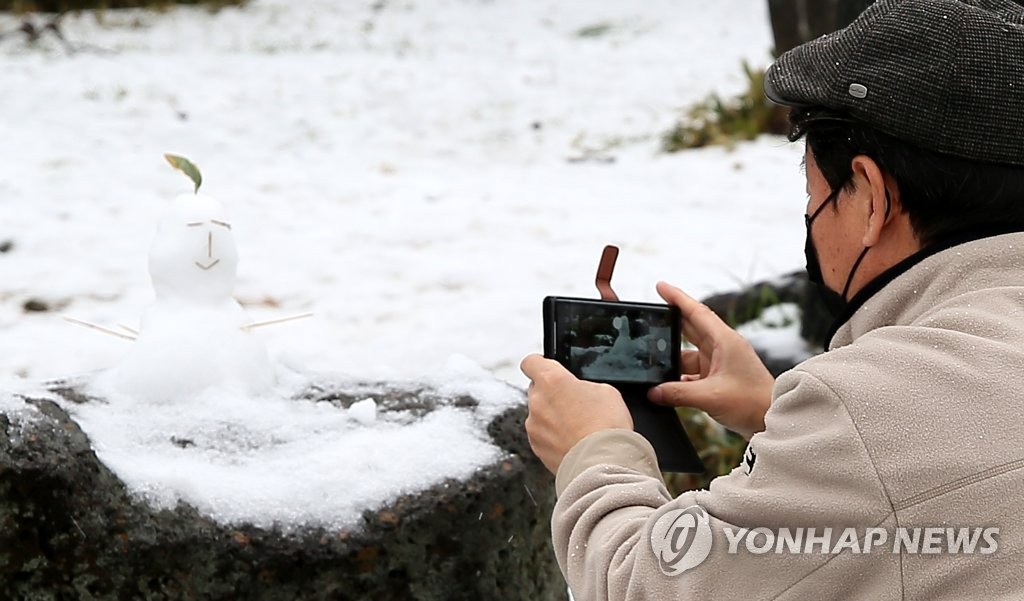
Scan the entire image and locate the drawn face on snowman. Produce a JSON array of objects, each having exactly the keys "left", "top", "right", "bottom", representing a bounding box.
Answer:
[{"left": 148, "top": 194, "right": 239, "bottom": 303}]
